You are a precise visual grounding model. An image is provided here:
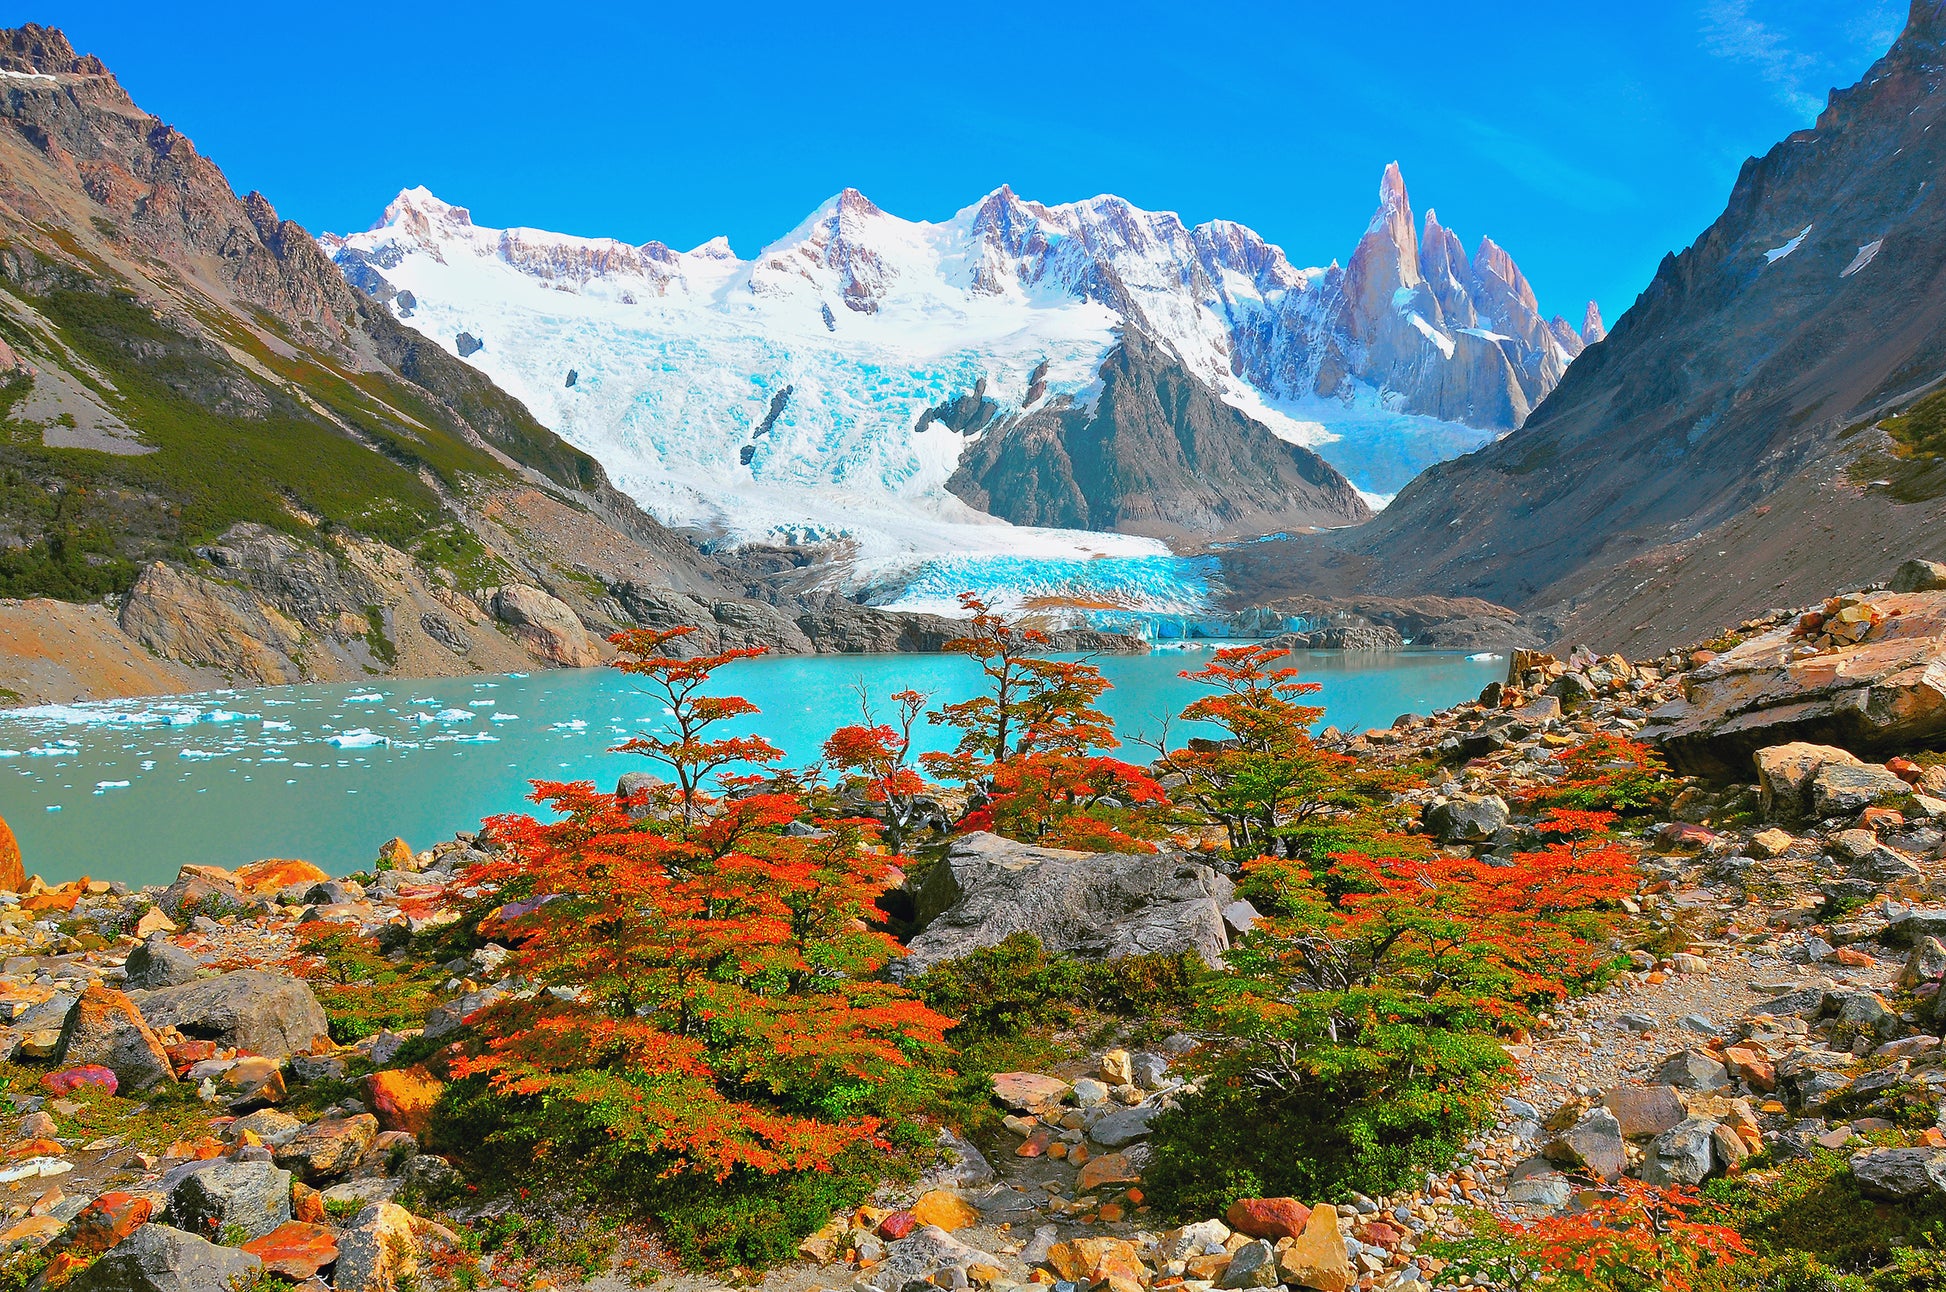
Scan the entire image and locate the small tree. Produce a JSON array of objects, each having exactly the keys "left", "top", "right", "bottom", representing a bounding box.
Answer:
[
  {"left": 823, "top": 686, "right": 930, "bottom": 853},
  {"left": 1149, "top": 644, "right": 1398, "bottom": 857},
  {"left": 447, "top": 631, "right": 953, "bottom": 1264}
]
